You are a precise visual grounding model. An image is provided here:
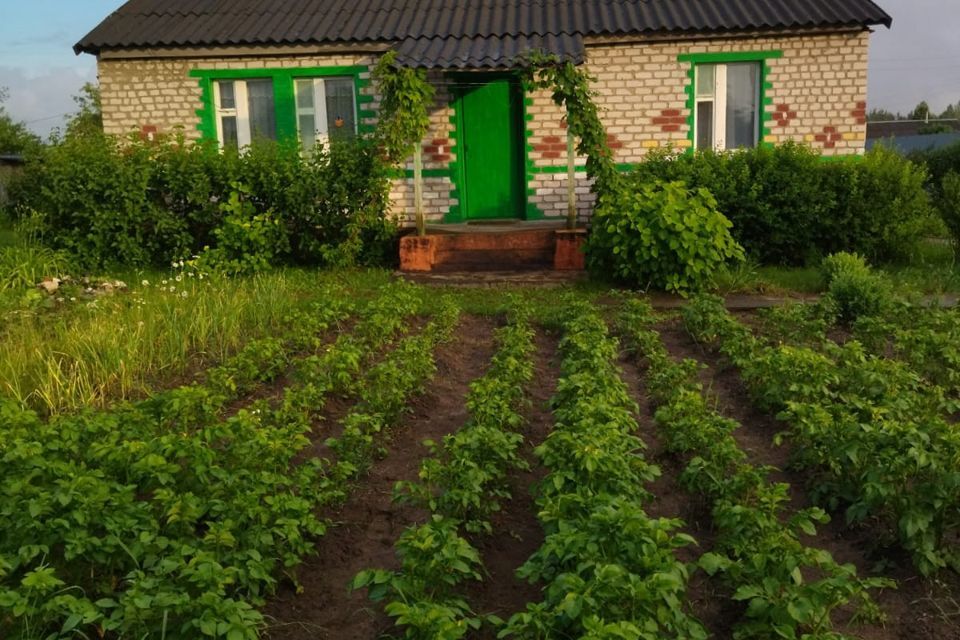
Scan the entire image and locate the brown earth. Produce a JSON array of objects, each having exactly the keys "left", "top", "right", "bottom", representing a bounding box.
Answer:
[
  {"left": 463, "top": 328, "right": 561, "bottom": 637},
  {"left": 261, "top": 314, "right": 500, "bottom": 640},
  {"left": 648, "top": 315, "right": 960, "bottom": 640}
]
